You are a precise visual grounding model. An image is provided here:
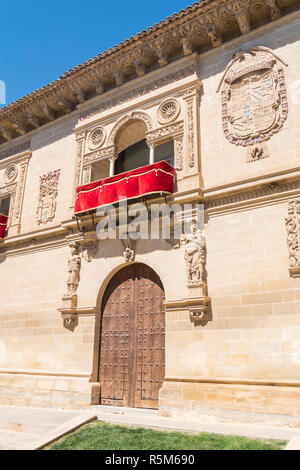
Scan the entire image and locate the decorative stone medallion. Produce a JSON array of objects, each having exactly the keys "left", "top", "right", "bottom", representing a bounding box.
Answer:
[
  {"left": 88, "top": 127, "right": 106, "bottom": 151},
  {"left": 4, "top": 164, "right": 18, "bottom": 184},
  {"left": 219, "top": 46, "right": 288, "bottom": 147},
  {"left": 157, "top": 99, "right": 181, "bottom": 125}
]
